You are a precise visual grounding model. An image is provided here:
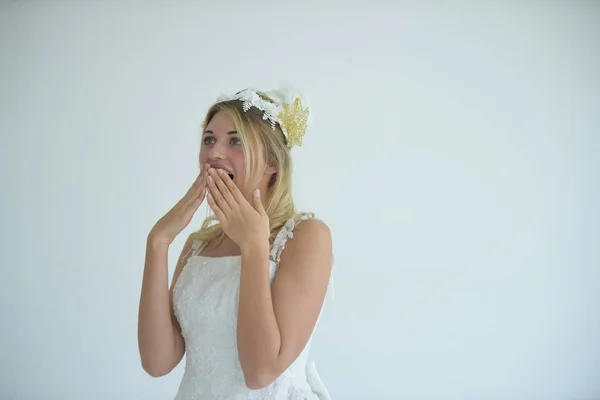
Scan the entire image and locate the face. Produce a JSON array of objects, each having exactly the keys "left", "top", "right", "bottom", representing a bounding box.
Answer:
[{"left": 199, "top": 110, "right": 275, "bottom": 197}]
